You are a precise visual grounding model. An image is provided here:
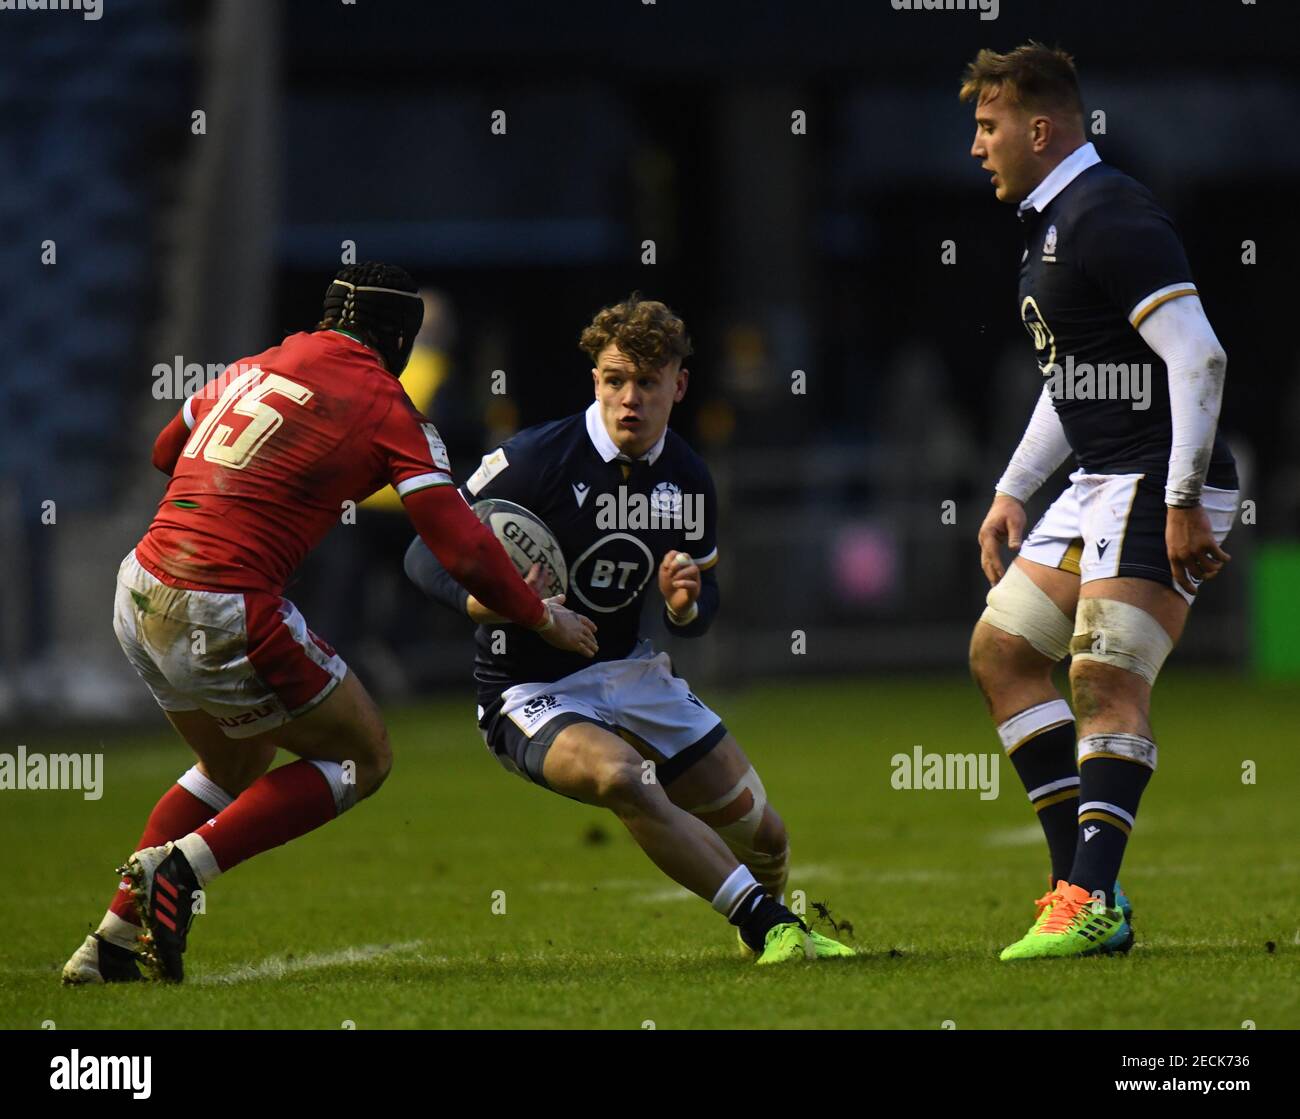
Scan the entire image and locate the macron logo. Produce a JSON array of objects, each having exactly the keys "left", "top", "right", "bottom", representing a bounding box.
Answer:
[
  {"left": 50, "top": 1050, "right": 151, "bottom": 1100},
  {"left": 572, "top": 482, "right": 590, "bottom": 508},
  {"left": 1083, "top": 825, "right": 1101, "bottom": 843}
]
